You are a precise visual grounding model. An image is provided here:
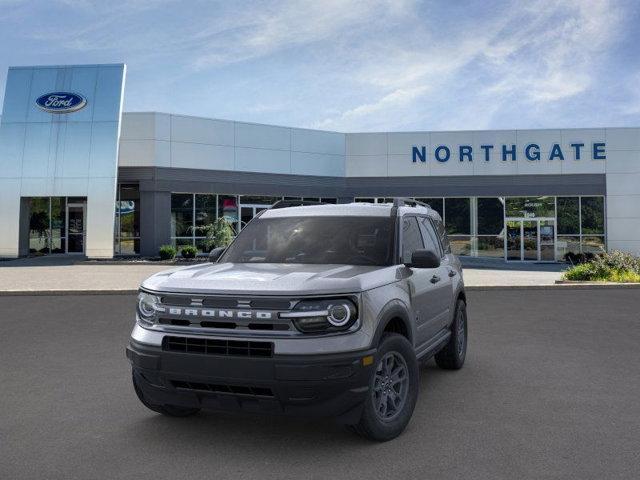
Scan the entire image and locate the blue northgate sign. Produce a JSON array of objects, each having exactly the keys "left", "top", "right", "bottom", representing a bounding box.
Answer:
[{"left": 412, "top": 142, "right": 606, "bottom": 163}]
